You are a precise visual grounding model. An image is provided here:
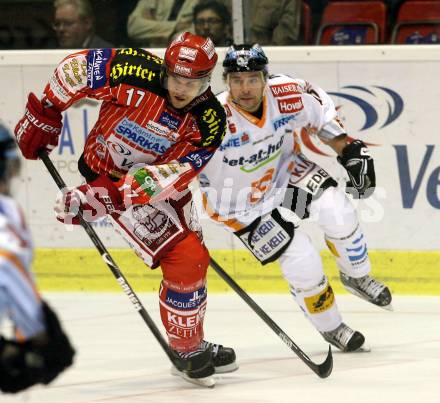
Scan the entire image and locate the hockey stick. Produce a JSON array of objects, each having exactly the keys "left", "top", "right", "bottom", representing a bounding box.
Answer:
[
  {"left": 38, "top": 151, "right": 180, "bottom": 368},
  {"left": 209, "top": 257, "right": 333, "bottom": 378}
]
